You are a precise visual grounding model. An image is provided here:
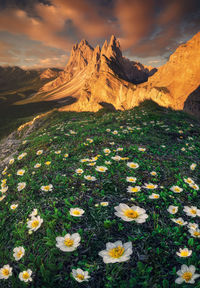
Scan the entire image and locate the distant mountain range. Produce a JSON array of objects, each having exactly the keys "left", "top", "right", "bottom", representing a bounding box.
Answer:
[{"left": 1, "top": 32, "right": 200, "bottom": 119}]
